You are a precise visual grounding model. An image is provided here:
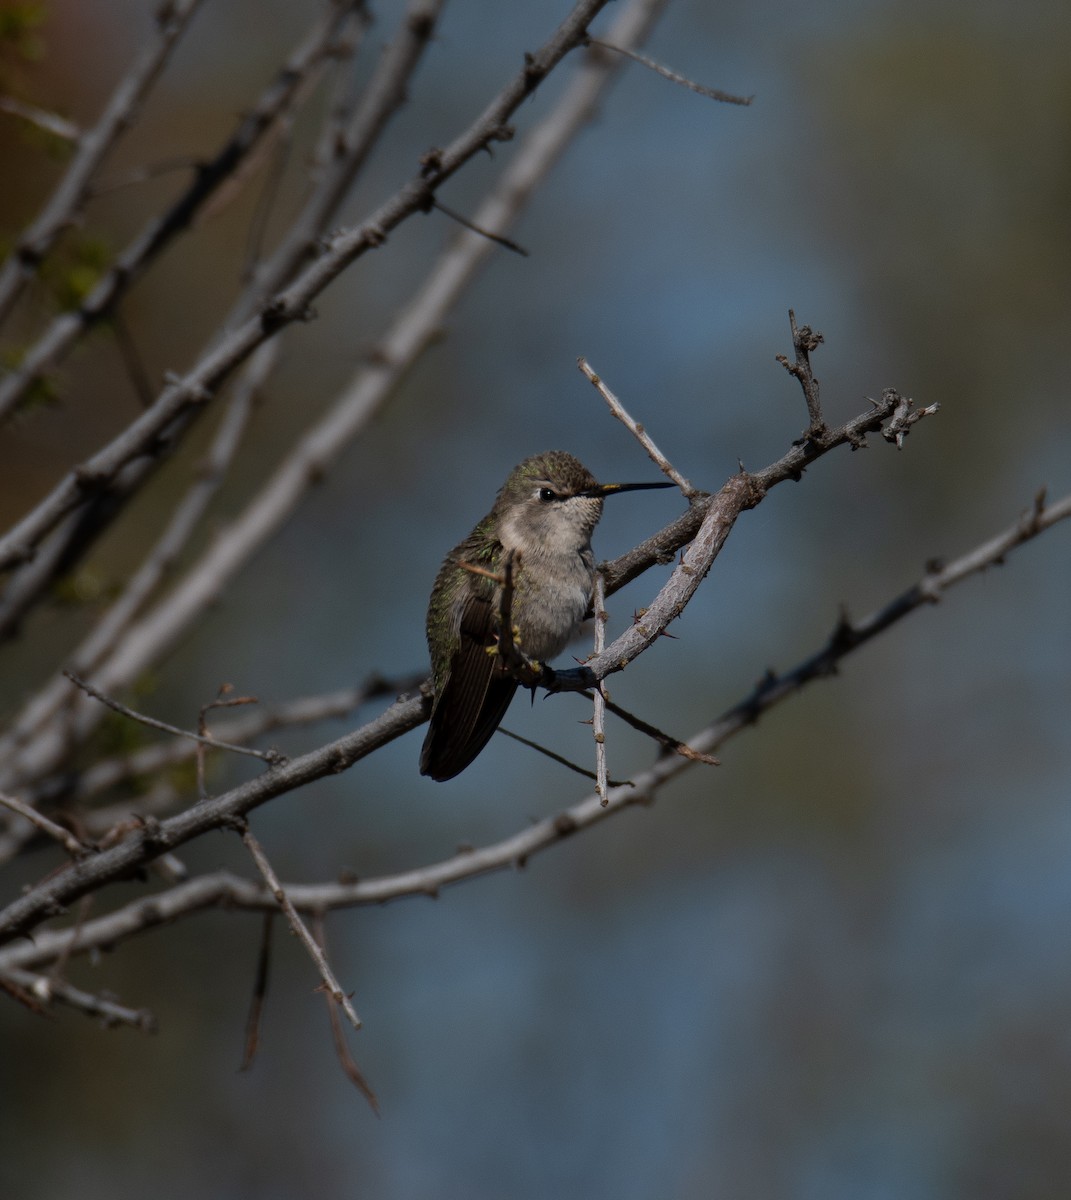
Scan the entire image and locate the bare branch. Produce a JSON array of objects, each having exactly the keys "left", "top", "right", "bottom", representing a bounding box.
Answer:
[
  {"left": 0, "top": 0, "right": 205, "bottom": 327},
  {"left": 0, "top": 0, "right": 669, "bottom": 799},
  {"left": 0, "top": 367, "right": 928, "bottom": 941},
  {"left": 0, "top": 692, "right": 428, "bottom": 944},
  {"left": 238, "top": 0, "right": 442, "bottom": 320},
  {"left": 313, "top": 913, "right": 379, "bottom": 1114},
  {"left": 1, "top": 676, "right": 424, "bottom": 850},
  {"left": 598, "top": 379, "right": 917, "bottom": 600},
  {"left": 0, "top": 382, "right": 939, "bottom": 944},
  {"left": 0, "top": 342, "right": 269, "bottom": 759},
  {"left": 0, "top": 0, "right": 611, "bottom": 589},
  {"left": 239, "top": 912, "right": 275, "bottom": 1071},
  {"left": 586, "top": 37, "right": 753, "bottom": 106},
  {"left": 0, "top": 966, "right": 157, "bottom": 1031},
  {"left": 0, "top": 0, "right": 359, "bottom": 419},
  {"left": 591, "top": 572, "right": 609, "bottom": 806},
  {"left": 591, "top": 692, "right": 719, "bottom": 765},
  {"left": 197, "top": 686, "right": 260, "bottom": 799},
  {"left": 577, "top": 356, "right": 696, "bottom": 494},
  {"left": 879, "top": 387, "right": 941, "bottom": 448},
  {"left": 0, "top": 791, "right": 89, "bottom": 858},
  {"left": 0, "top": 96, "right": 80, "bottom": 142},
  {"left": 239, "top": 822, "right": 362, "bottom": 1032},
  {"left": 109, "top": 310, "right": 156, "bottom": 409},
  {"left": 86, "top": 155, "right": 200, "bottom": 198},
  {"left": 4, "top": 486, "right": 1065, "bottom": 969},
  {"left": 775, "top": 308, "right": 826, "bottom": 436},
  {"left": 557, "top": 385, "right": 921, "bottom": 695},
  {"left": 497, "top": 727, "right": 632, "bottom": 786},
  {"left": 431, "top": 199, "right": 530, "bottom": 256},
  {"left": 63, "top": 673, "right": 286, "bottom": 767}
]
